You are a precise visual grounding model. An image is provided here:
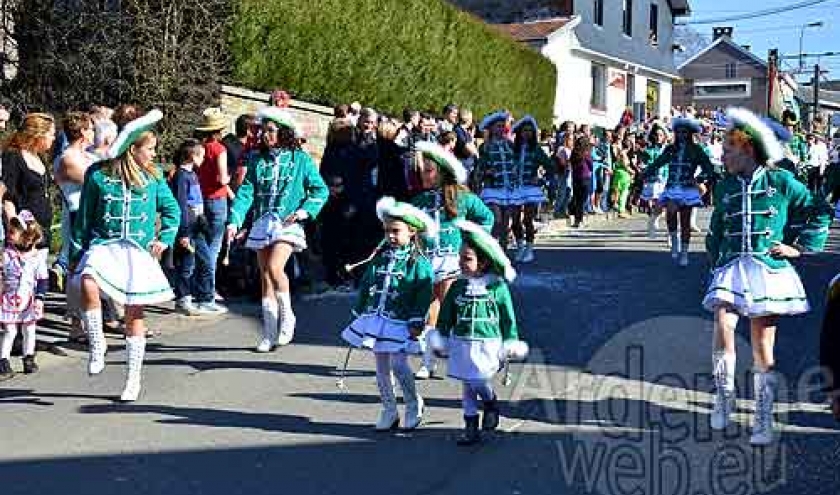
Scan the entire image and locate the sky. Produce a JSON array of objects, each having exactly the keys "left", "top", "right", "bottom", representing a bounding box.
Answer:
[{"left": 683, "top": 0, "right": 840, "bottom": 80}]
